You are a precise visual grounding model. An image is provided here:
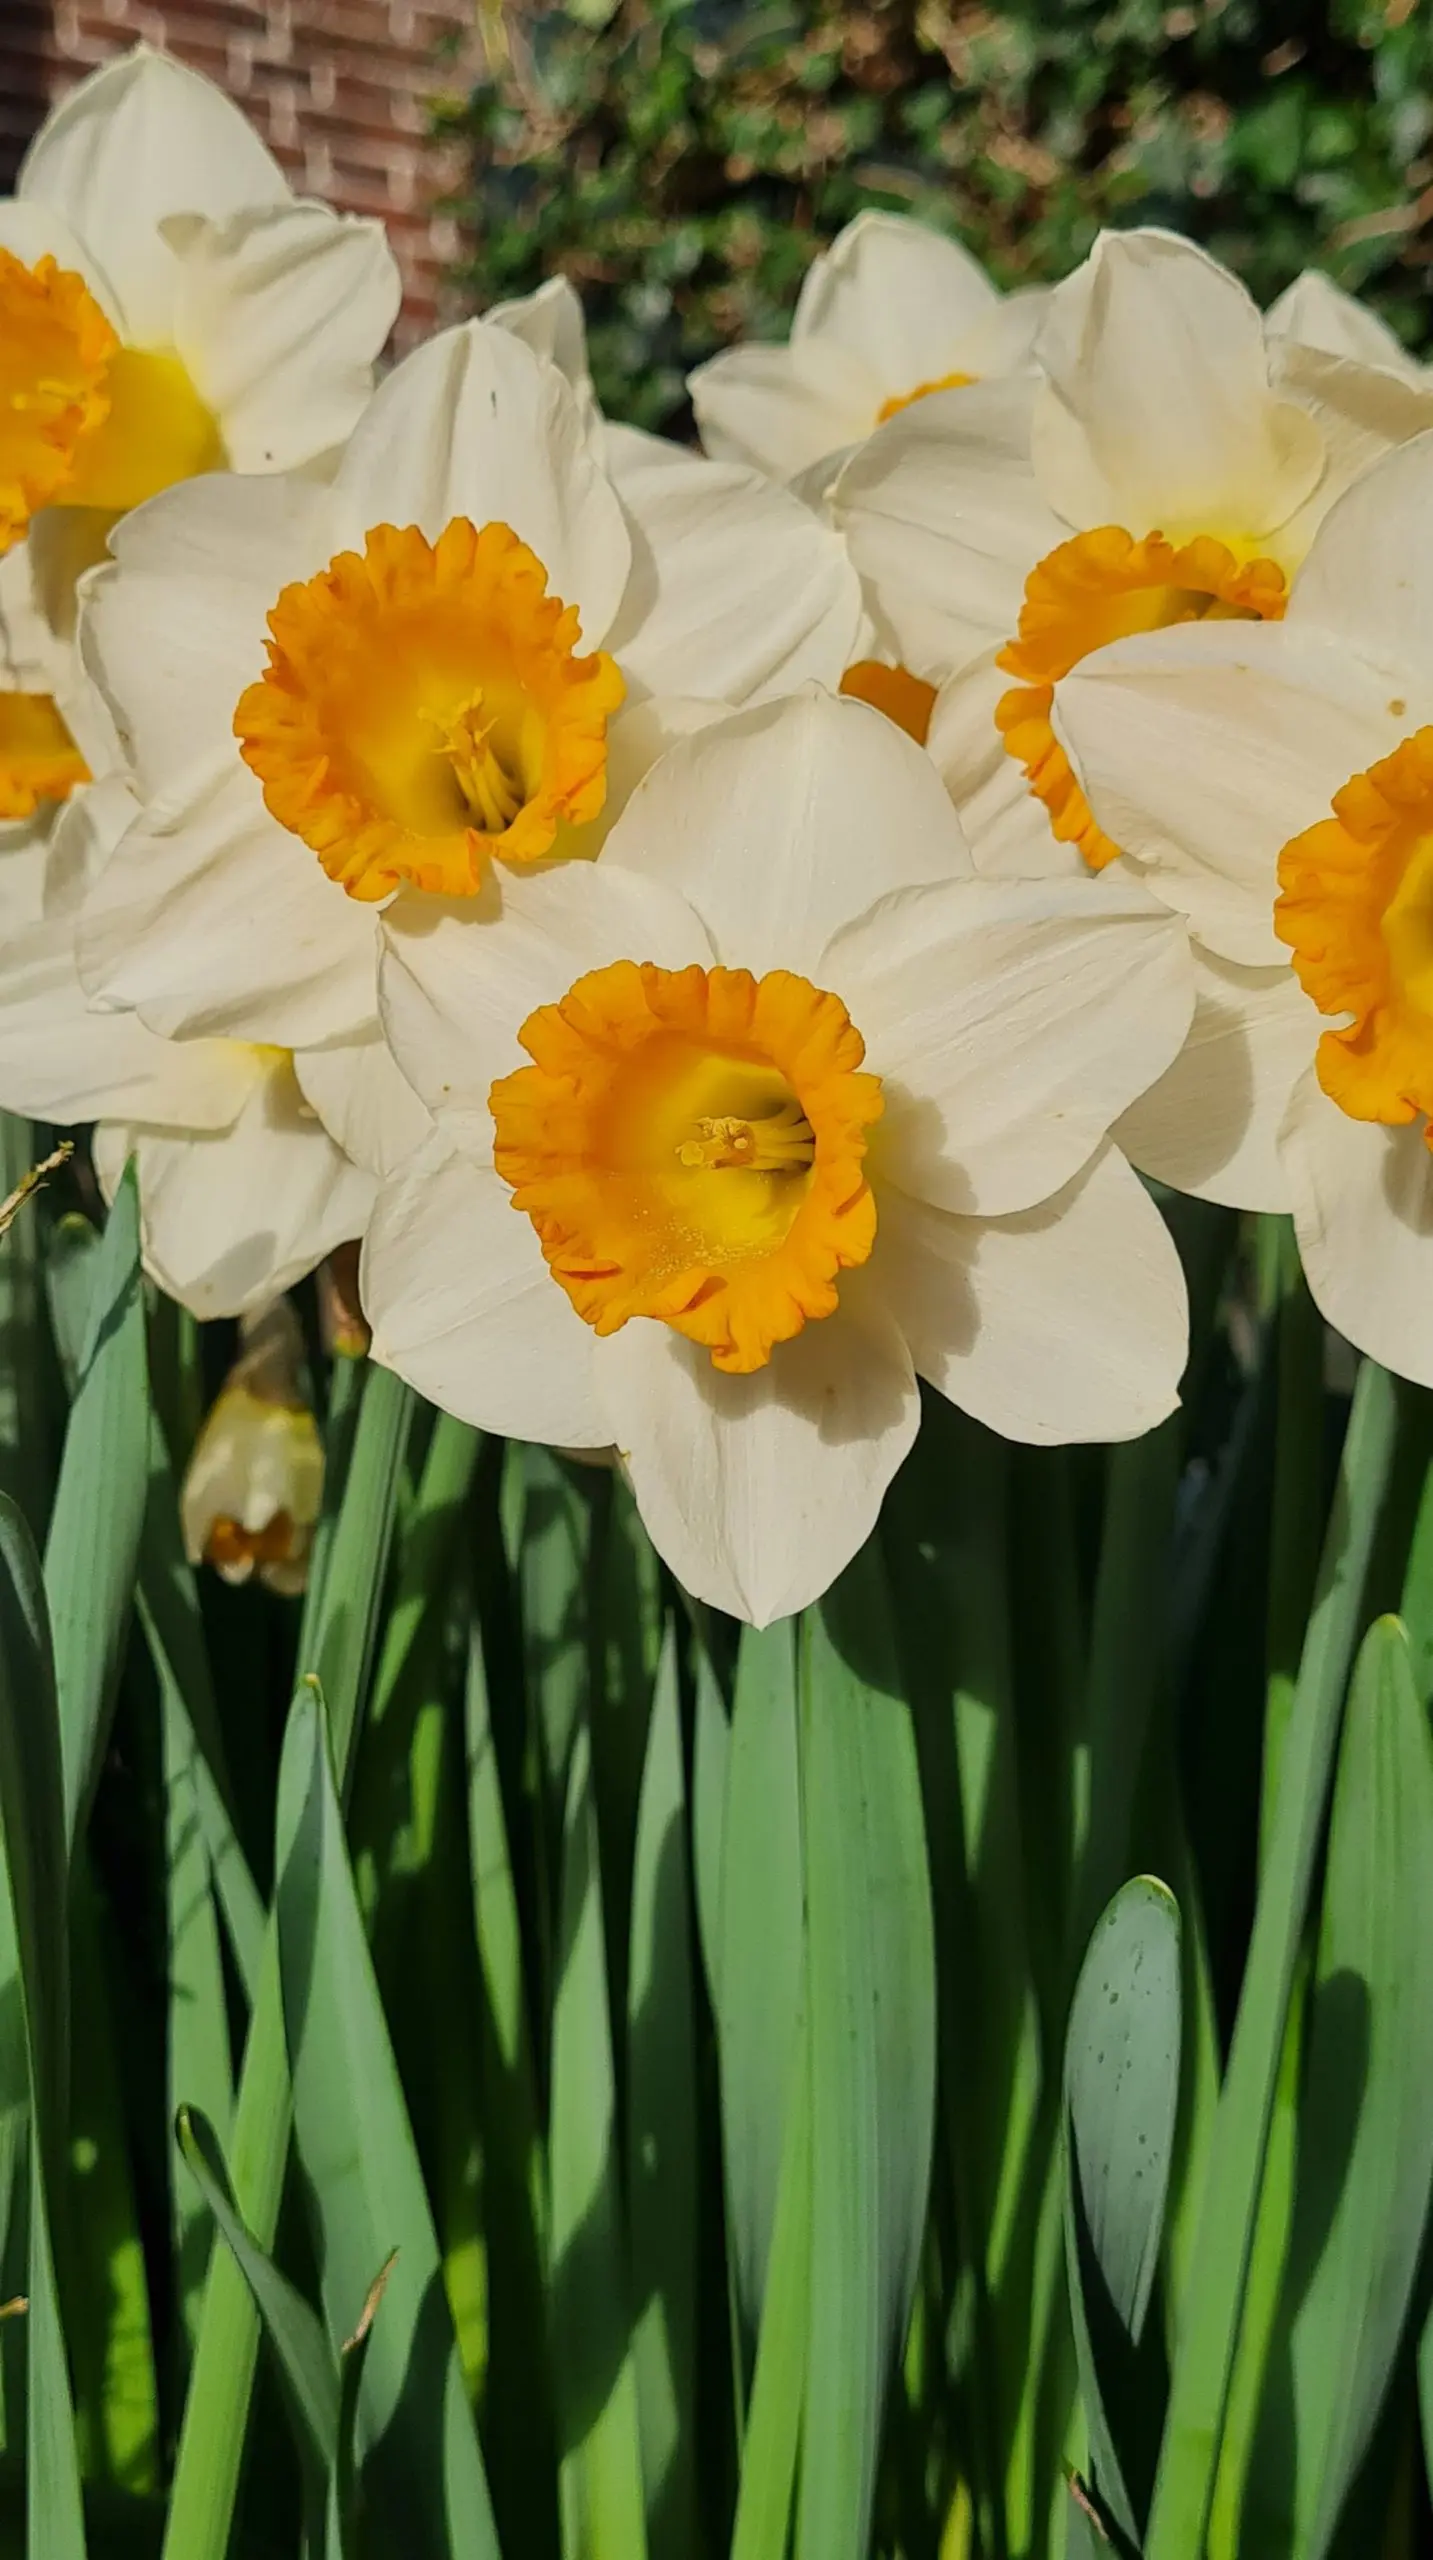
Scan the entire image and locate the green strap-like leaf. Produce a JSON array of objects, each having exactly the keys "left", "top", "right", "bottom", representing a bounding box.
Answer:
[
  {"left": 42, "top": 1162, "right": 148, "bottom": 1854},
  {"left": 0, "top": 1497, "right": 84, "bottom": 2555},
  {"left": 274, "top": 1679, "right": 500, "bottom": 2559},
  {"left": 1063, "top": 1876, "right": 1182, "bottom": 2546},
  {"left": 1145, "top": 1358, "right": 1399, "bottom": 2560},
  {"left": 161, "top": 1363, "right": 413, "bottom": 2560},
  {"left": 730, "top": 2031, "right": 812, "bottom": 2560},
  {"left": 627, "top": 1624, "right": 698, "bottom": 2560},
  {"left": 1251, "top": 1617, "right": 1433, "bottom": 2558},
  {"left": 717, "top": 1620, "right": 804, "bottom": 2339},
  {"left": 550, "top": 1723, "right": 648, "bottom": 2560},
  {"left": 175, "top": 2106, "right": 339, "bottom": 2485},
  {"left": 796, "top": 1543, "right": 937, "bottom": 2560}
]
